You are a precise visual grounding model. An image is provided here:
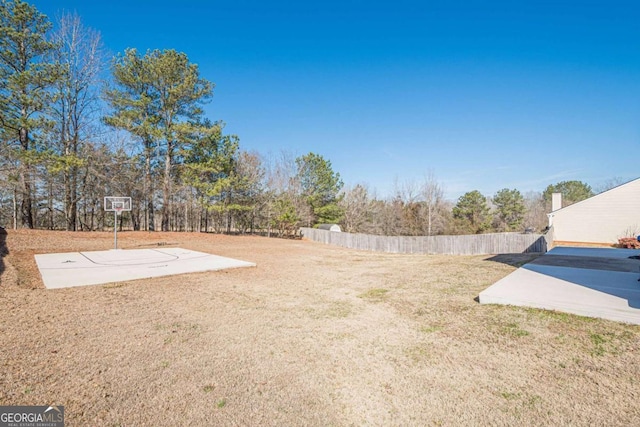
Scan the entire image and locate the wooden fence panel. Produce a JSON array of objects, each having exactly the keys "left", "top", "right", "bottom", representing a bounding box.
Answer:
[{"left": 300, "top": 228, "right": 547, "bottom": 255}]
